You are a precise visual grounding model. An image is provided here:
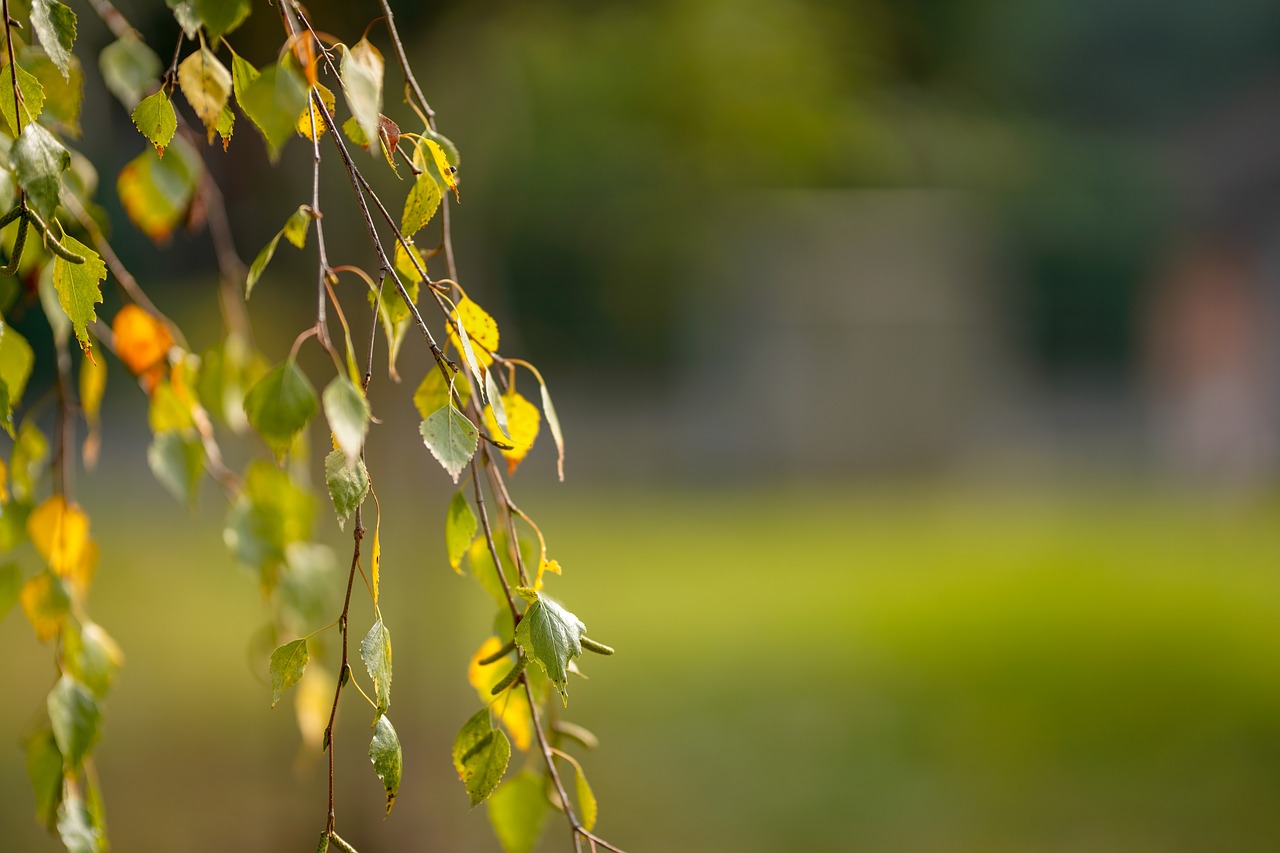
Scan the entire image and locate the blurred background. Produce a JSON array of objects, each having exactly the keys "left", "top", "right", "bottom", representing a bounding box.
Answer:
[{"left": 6, "top": 0, "right": 1280, "bottom": 850}]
